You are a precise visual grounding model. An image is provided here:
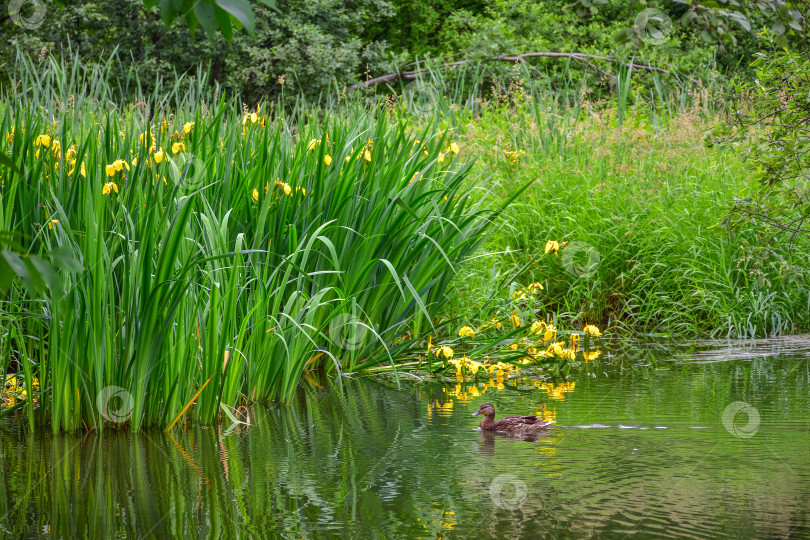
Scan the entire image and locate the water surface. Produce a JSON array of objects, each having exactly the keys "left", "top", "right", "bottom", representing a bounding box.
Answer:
[{"left": 1, "top": 337, "right": 809, "bottom": 538}]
